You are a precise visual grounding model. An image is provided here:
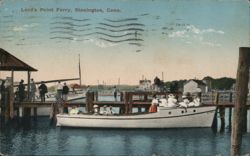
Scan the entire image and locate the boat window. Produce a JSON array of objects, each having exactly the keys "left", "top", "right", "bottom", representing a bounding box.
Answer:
[
  {"left": 168, "top": 112, "right": 171, "bottom": 115},
  {"left": 181, "top": 111, "right": 184, "bottom": 114},
  {"left": 193, "top": 110, "right": 196, "bottom": 112}
]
